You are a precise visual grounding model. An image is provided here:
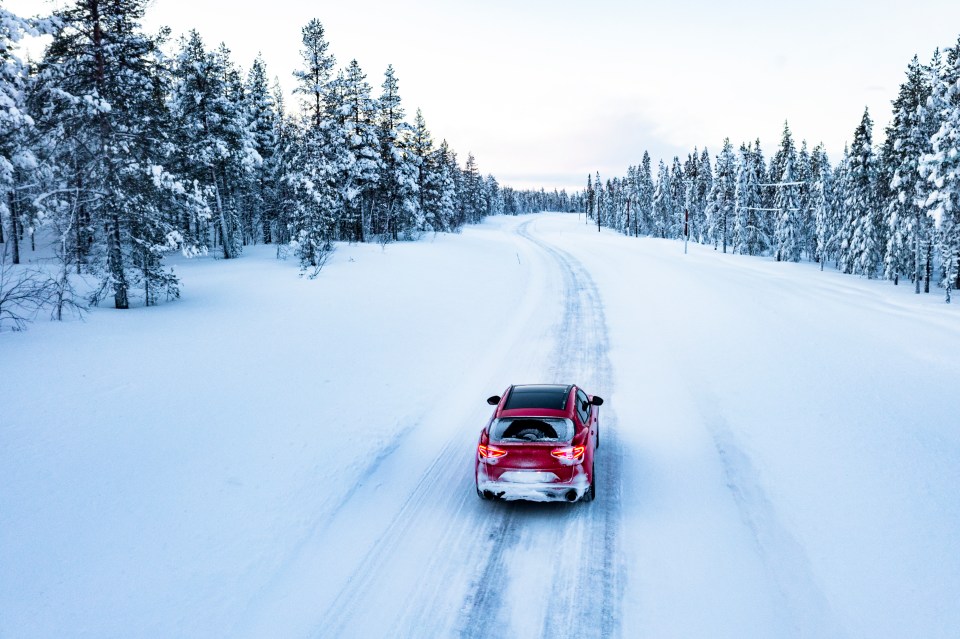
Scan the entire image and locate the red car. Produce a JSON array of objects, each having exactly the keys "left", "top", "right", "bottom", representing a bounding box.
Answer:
[{"left": 475, "top": 384, "right": 603, "bottom": 503}]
